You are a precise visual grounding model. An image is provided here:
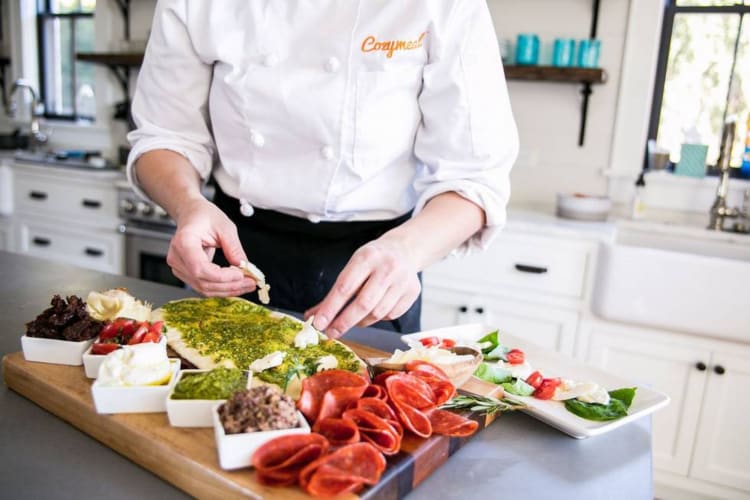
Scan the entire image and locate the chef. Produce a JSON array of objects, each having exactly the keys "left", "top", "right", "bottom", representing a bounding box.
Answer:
[{"left": 127, "top": 0, "right": 518, "bottom": 337}]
